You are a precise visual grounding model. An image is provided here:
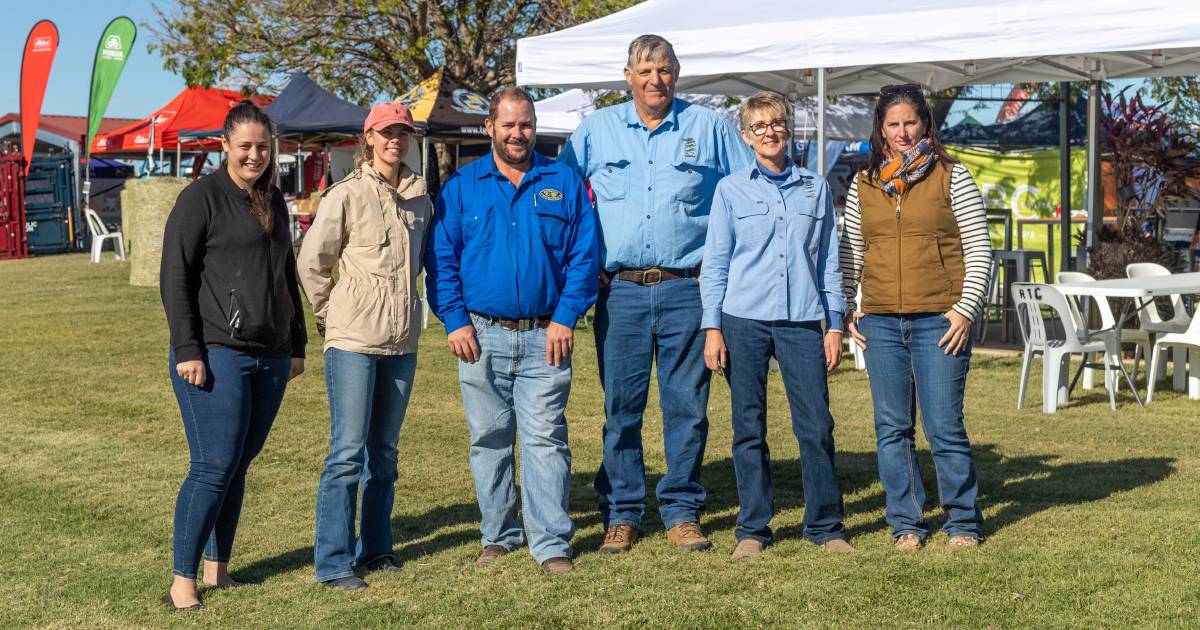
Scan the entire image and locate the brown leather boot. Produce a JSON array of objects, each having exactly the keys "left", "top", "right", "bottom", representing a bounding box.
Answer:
[
  {"left": 541, "top": 557, "right": 574, "bottom": 575},
  {"left": 666, "top": 522, "right": 712, "bottom": 551},
  {"left": 476, "top": 545, "right": 510, "bottom": 566},
  {"left": 598, "top": 524, "right": 640, "bottom": 554}
]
